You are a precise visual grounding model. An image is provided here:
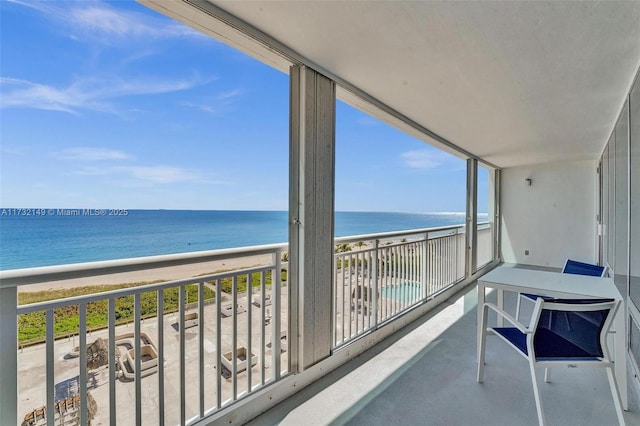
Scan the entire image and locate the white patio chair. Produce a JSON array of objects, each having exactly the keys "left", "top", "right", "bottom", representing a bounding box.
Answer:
[{"left": 478, "top": 296, "right": 624, "bottom": 426}]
